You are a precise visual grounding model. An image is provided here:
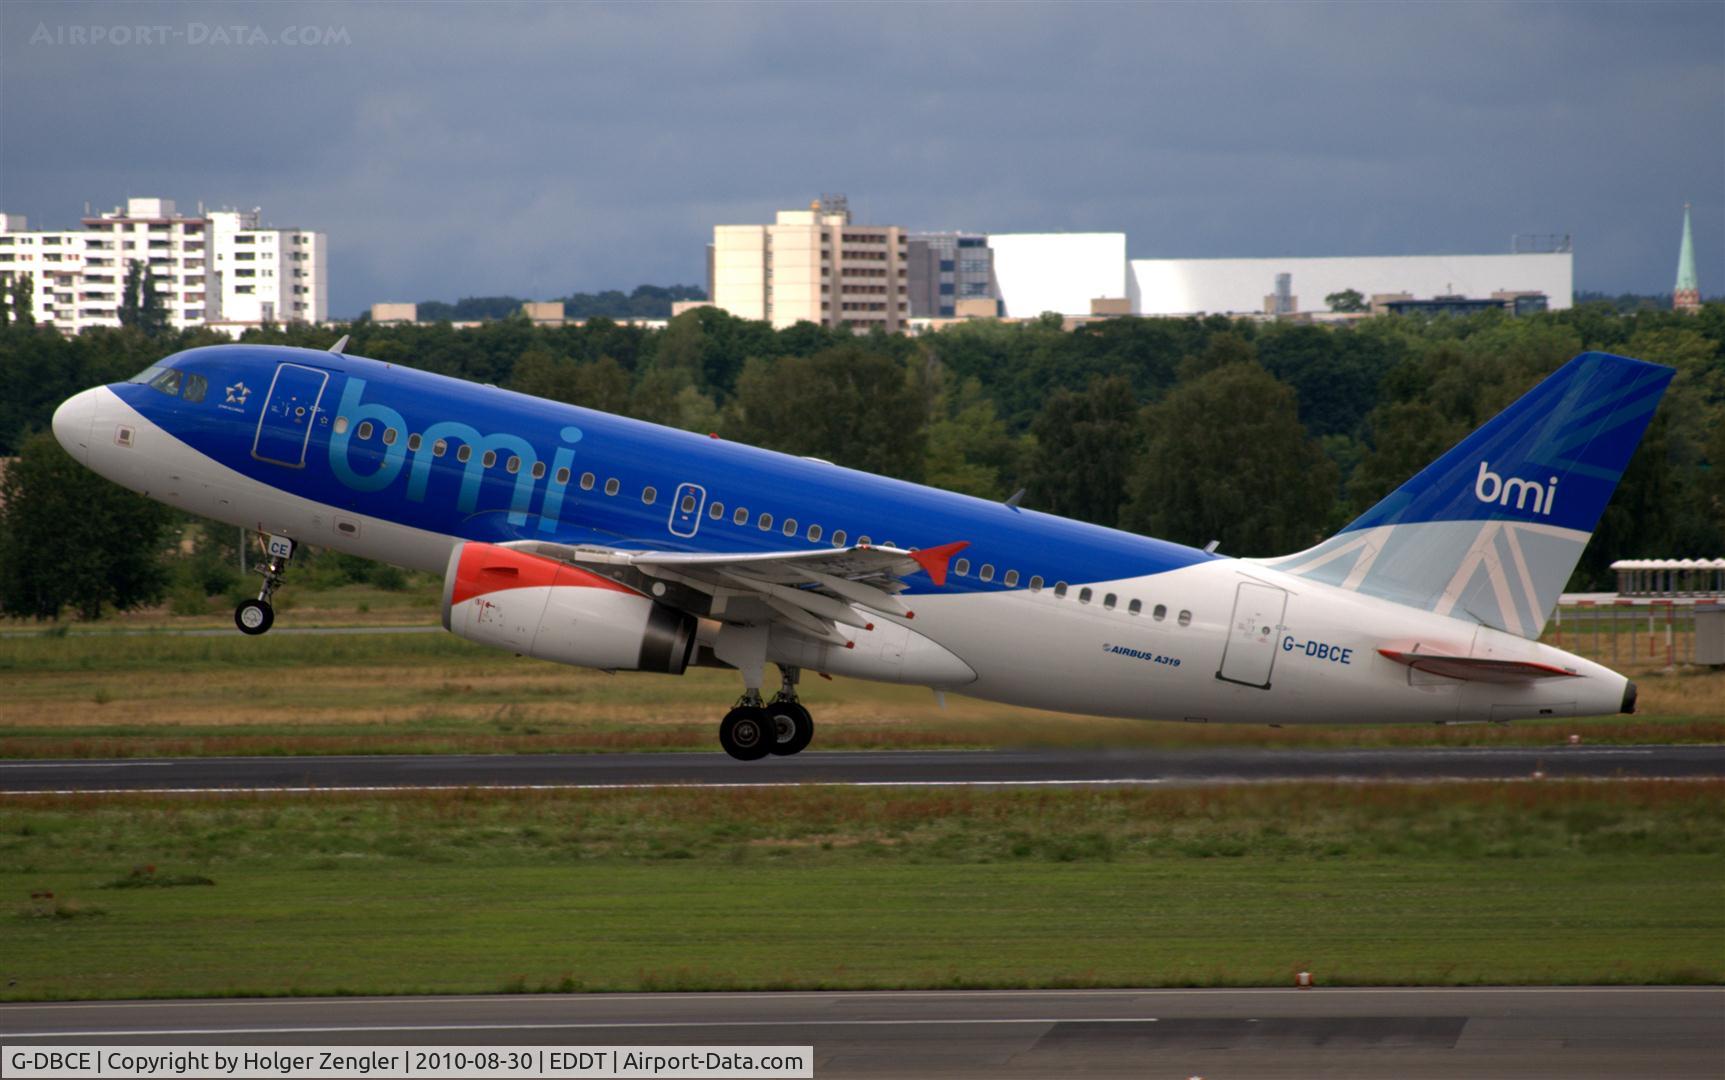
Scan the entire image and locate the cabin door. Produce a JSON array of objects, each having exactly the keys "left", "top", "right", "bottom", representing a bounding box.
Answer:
[
  {"left": 252, "top": 363, "right": 329, "bottom": 468},
  {"left": 1217, "top": 581, "right": 1288, "bottom": 689}
]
